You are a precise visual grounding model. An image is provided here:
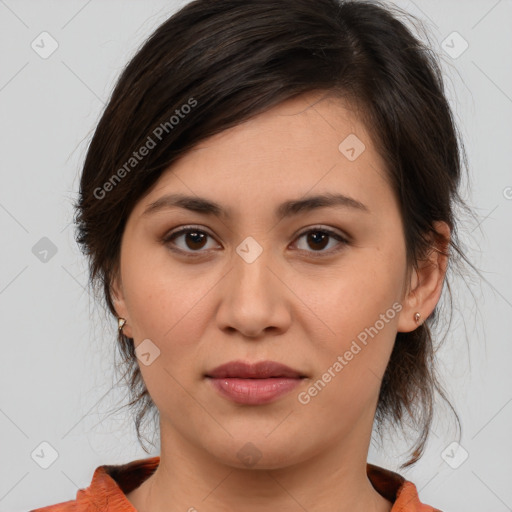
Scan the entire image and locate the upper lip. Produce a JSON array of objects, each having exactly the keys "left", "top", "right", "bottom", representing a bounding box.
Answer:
[{"left": 205, "top": 360, "right": 305, "bottom": 379}]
